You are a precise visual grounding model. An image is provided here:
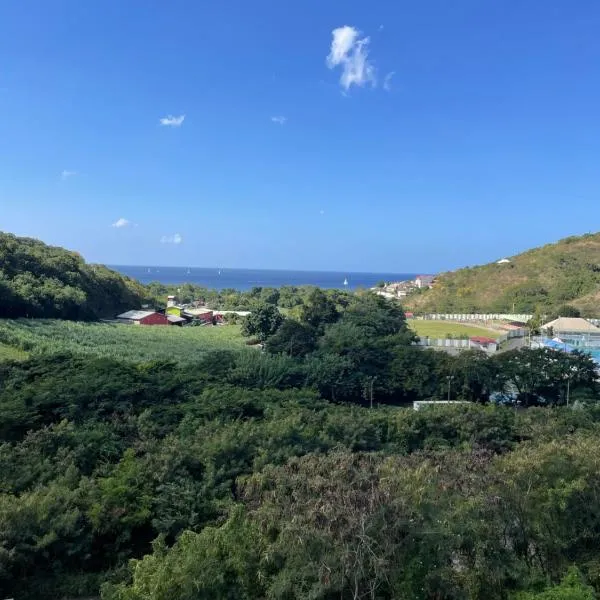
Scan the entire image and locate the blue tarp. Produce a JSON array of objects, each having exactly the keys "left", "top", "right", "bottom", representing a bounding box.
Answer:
[{"left": 540, "top": 338, "right": 577, "bottom": 353}]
